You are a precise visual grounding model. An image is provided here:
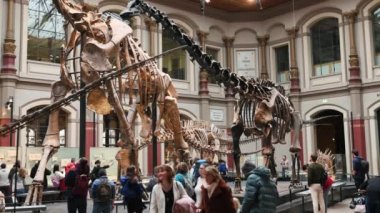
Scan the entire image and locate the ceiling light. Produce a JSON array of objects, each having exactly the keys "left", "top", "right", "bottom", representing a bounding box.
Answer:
[{"left": 205, "top": 0, "right": 211, "bottom": 3}]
